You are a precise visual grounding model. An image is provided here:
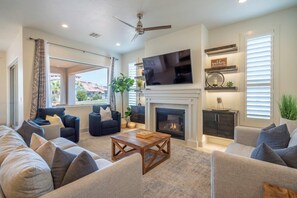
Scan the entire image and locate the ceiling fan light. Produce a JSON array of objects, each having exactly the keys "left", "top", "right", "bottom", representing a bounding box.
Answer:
[
  {"left": 116, "top": 43, "right": 121, "bottom": 46},
  {"left": 238, "top": 0, "right": 247, "bottom": 3}
]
